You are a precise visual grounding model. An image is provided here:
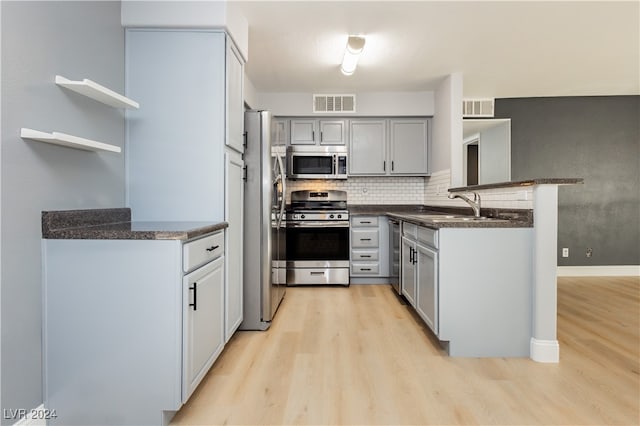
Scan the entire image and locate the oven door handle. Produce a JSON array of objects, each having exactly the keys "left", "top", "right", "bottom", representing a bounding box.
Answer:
[{"left": 287, "top": 221, "right": 350, "bottom": 228}]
